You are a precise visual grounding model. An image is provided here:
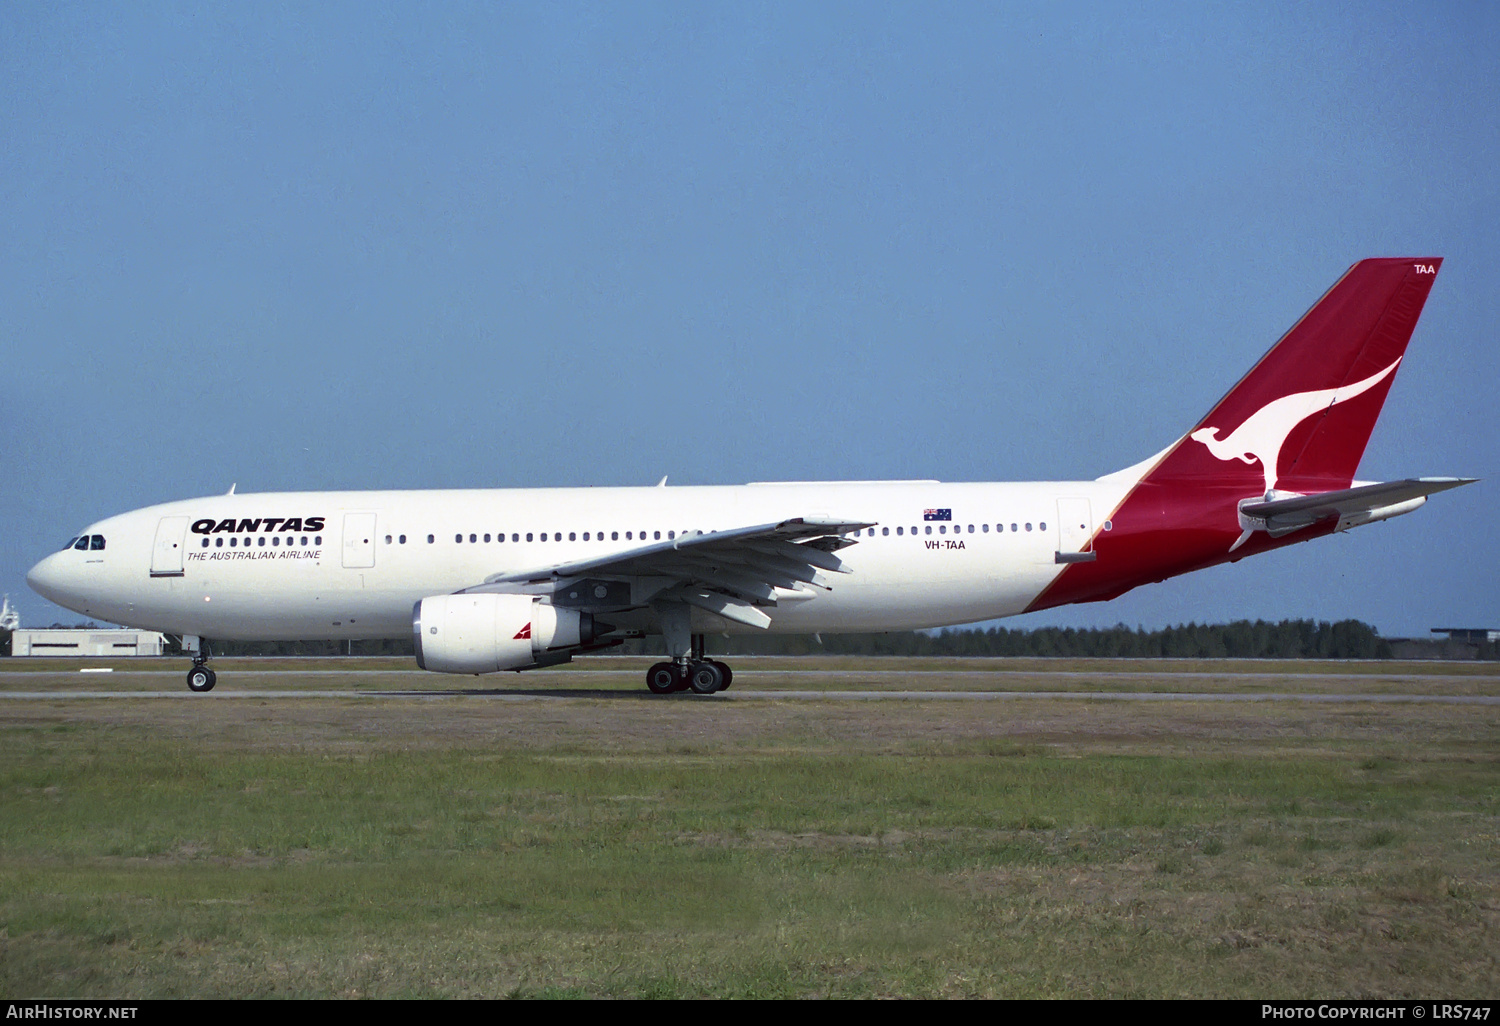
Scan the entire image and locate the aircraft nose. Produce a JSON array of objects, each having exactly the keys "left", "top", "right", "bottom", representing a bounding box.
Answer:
[{"left": 26, "top": 552, "right": 73, "bottom": 606}]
